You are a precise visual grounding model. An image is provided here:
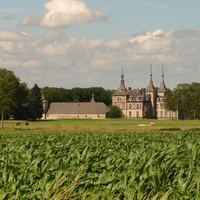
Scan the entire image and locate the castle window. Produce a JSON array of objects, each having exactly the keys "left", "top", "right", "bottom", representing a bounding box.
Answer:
[
  {"left": 129, "top": 104, "right": 132, "bottom": 109},
  {"left": 129, "top": 96, "right": 133, "bottom": 101},
  {"left": 136, "top": 104, "right": 139, "bottom": 110},
  {"left": 129, "top": 111, "right": 132, "bottom": 117},
  {"left": 136, "top": 111, "right": 139, "bottom": 118},
  {"left": 117, "top": 97, "right": 121, "bottom": 101},
  {"left": 160, "top": 111, "right": 163, "bottom": 117},
  {"left": 165, "top": 111, "right": 167, "bottom": 116}
]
